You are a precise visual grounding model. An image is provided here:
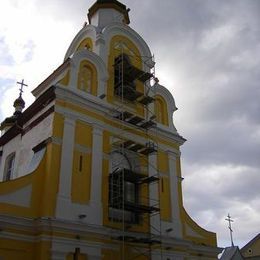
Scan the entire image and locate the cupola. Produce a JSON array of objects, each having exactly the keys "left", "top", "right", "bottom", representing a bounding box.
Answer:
[
  {"left": 88, "top": 0, "right": 130, "bottom": 28},
  {"left": 0, "top": 80, "right": 26, "bottom": 135},
  {"left": 13, "top": 95, "right": 25, "bottom": 115}
]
